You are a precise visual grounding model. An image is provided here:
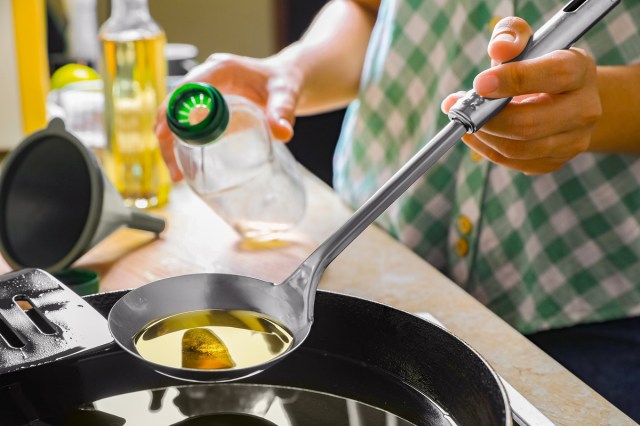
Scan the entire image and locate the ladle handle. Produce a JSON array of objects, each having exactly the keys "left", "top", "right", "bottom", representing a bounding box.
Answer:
[
  {"left": 284, "top": 0, "right": 620, "bottom": 301},
  {"left": 286, "top": 123, "right": 465, "bottom": 290}
]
